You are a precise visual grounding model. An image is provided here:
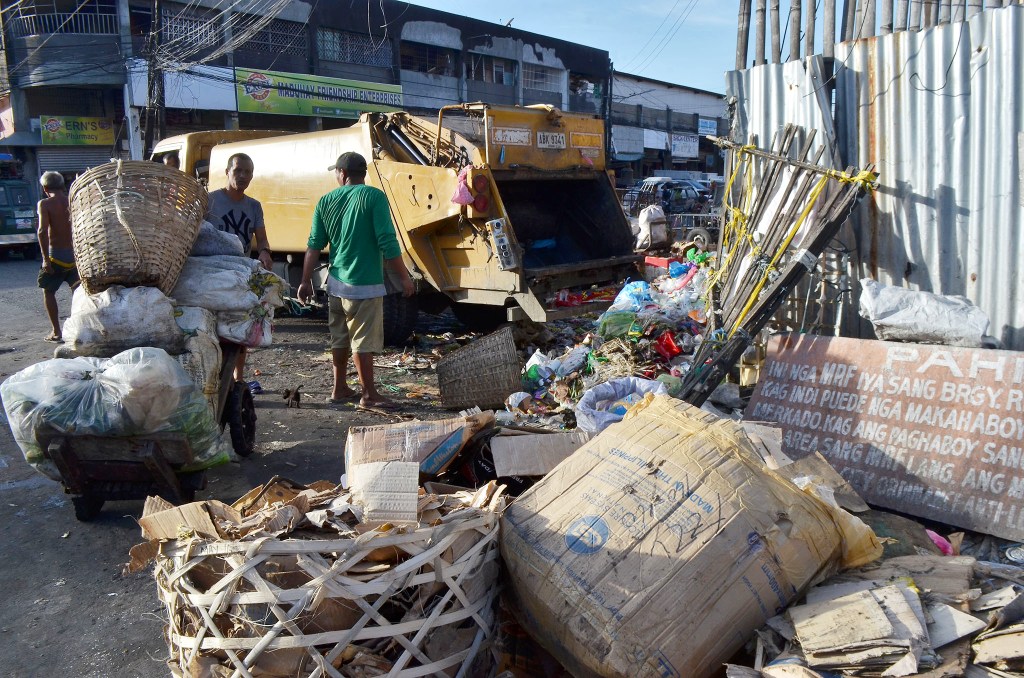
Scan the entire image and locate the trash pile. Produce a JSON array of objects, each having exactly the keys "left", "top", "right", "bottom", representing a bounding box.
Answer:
[
  {"left": 727, "top": 555, "right": 1024, "bottom": 676},
  {"left": 129, "top": 478, "right": 505, "bottom": 678}
]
